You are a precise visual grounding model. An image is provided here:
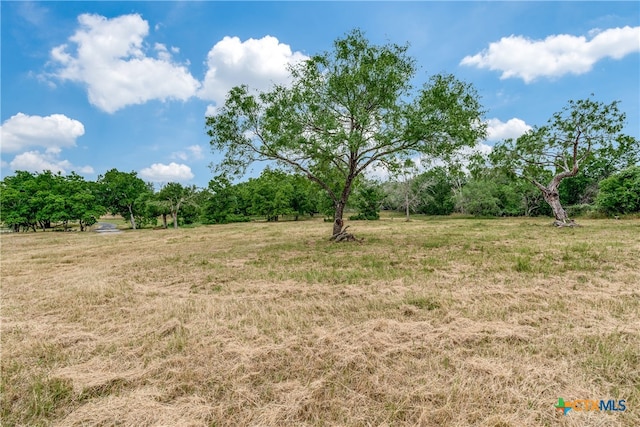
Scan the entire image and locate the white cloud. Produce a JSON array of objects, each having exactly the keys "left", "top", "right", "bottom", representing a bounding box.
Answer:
[
  {"left": 1, "top": 113, "right": 85, "bottom": 153},
  {"left": 8, "top": 150, "right": 93, "bottom": 175},
  {"left": 461, "top": 26, "right": 640, "bottom": 83},
  {"left": 187, "top": 145, "right": 204, "bottom": 159},
  {"left": 49, "top": 13, "right": 201, "bottom": 113},
  {"left": 485, "top": 118, "right": 531, "bottom": 142},
  {"left": 170, "top": 144, "right": 204, "bottom": 161},
  {"left": 199, "top": 35, "right": 308, "bottom": 106},
  {"left": 139, "top": 162, "right": 194, "bottom": 182}
]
